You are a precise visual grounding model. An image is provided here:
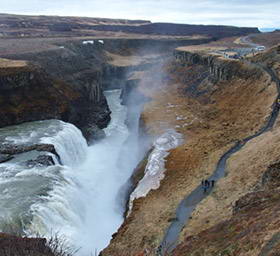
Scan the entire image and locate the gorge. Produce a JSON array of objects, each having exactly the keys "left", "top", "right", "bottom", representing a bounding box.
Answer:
[{"left": 1, "top": 13, "right": 280, "bottom": 256}]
